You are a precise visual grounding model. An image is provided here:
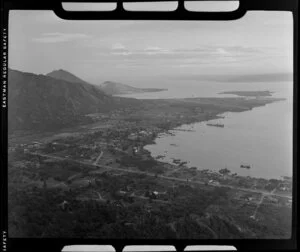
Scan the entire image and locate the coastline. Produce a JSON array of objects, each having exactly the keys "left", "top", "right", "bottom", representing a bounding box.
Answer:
[
  {"left": 9, "top": 94, "right": 292, "bottom": 196},
  {"left": 8, "top": 93, "right": 293, "bottom": 238},
  {"left": 139, "top": 98, "right": 291, "bottom": 192}
]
